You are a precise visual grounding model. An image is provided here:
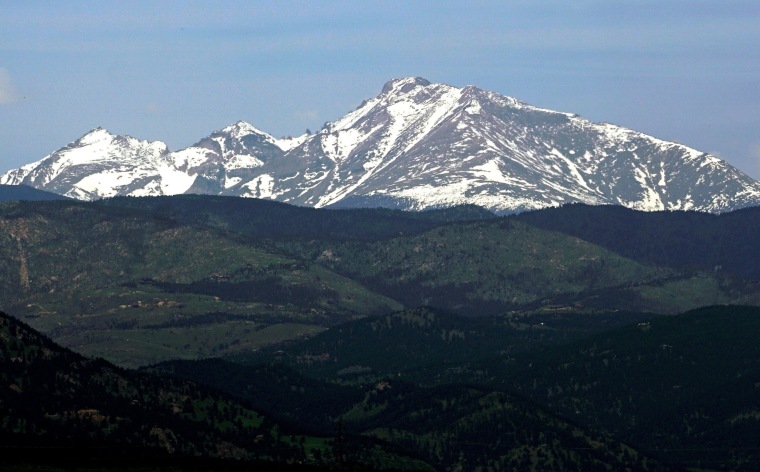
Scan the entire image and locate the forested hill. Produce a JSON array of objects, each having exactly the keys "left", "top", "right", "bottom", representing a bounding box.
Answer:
[
  {"left": 3, "top": 197, "right": 760, "bottom": 368},
  {"left": 515, "top": 203, "right": 760, "bottom": 278},
  {"left": 0, "top": 184, "right": 72, "bottom": 202},
  {"left": 1, "top": 309, "right": 673, "bottom": 471},
  {"left": 212, "top": 305, "right": 760, "bottom": 471},
  {"left": 97, "top": 194, "right": 496, "bottom": 241},
  {"left": 0, "top": 310, "right": 441, "bottom": 470}
]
